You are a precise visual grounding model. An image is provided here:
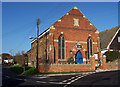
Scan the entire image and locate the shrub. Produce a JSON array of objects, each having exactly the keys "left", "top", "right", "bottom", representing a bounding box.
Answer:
[
  {"left": 10, "top": 66, "right": 23, "bottom": 74},
  {"left": 22, "top": 68, "right": 39, "bottom": 76},
  {"left": 24, "top": 66, "right": 32, "bottom": 71},
  {"left": 67, "top": 57, "right": 74, "bottom": 64},
  {"left": 104, "top": 51, "right": 119, "bottom": 62}
]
